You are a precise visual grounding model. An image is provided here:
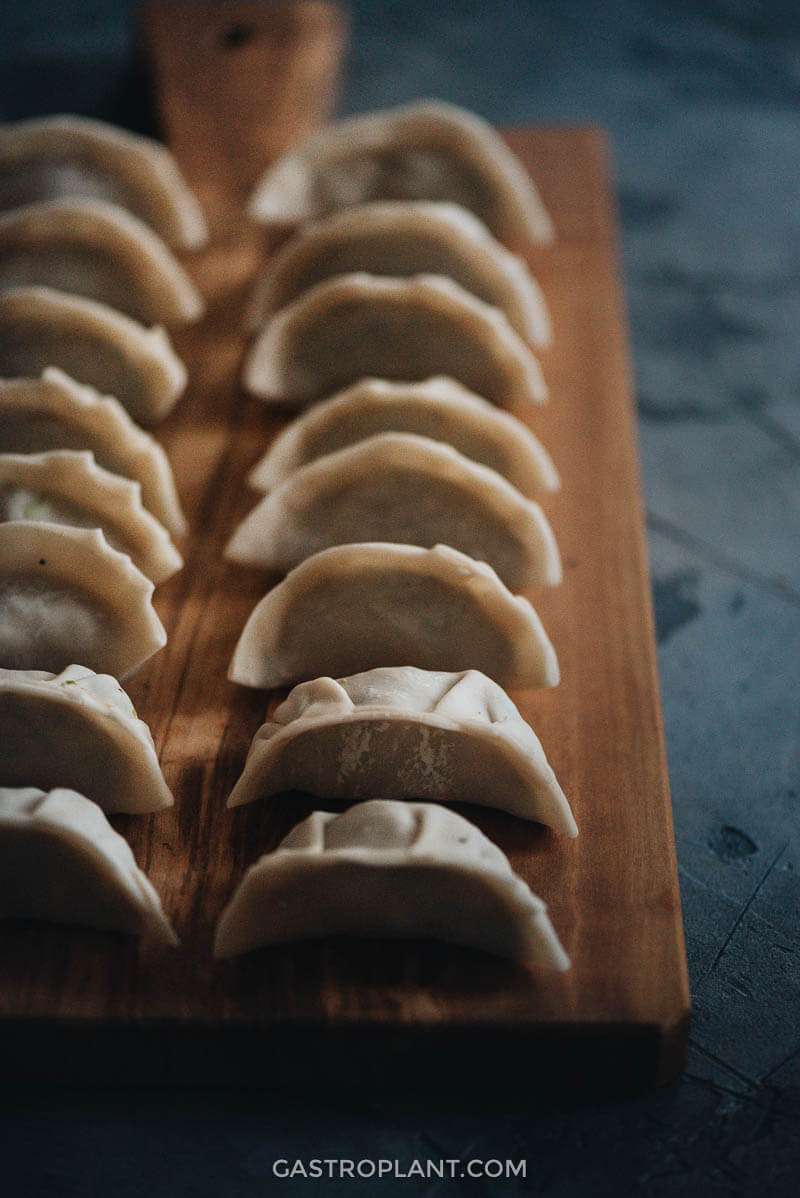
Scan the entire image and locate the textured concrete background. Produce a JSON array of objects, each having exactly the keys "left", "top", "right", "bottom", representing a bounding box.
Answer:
[{"left": 0, "top": 0, "right": 798, "bottom": 1194}]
